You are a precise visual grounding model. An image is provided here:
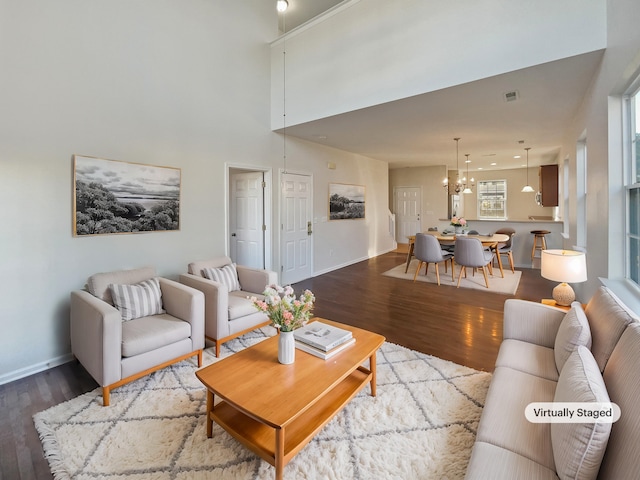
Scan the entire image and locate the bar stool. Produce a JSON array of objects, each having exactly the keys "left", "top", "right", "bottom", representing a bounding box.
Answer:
[{"left": 530, "top": 230, "right": 550, "bottom": 259}]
